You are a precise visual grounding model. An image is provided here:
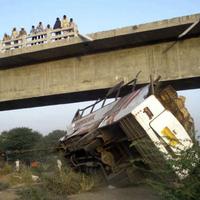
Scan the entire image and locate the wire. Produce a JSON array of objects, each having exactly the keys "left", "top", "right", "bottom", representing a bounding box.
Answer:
[{"left": 2, "top": 146, "right": 63, "bottom": 155}]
